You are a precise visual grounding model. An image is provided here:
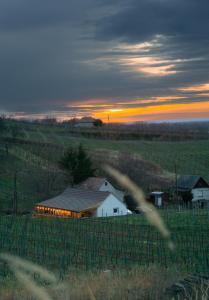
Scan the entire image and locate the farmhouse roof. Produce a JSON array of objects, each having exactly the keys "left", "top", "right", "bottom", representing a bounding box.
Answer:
[
  {"left": 37, "top": 188, "right": 110, "bottom": 212},
  {"left": 177, "top": 175, "right": 209, "bottom": 190},
  {"left": 76, "top": 117, "right": 95, "bottom": 123},
  {"left": 77, "top": 177, "right": 106, "bottom": 190},
  {"left": 78, "top": 177, "right": 125, "bottom": 201}
]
